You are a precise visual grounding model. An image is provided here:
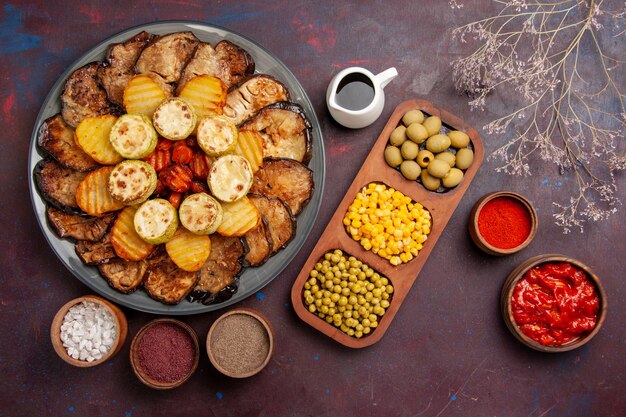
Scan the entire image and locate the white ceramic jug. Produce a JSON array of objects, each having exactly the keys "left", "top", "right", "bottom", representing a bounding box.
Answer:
[{"left": 326, "top": 67, "right": 398, "bottom": 129}]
